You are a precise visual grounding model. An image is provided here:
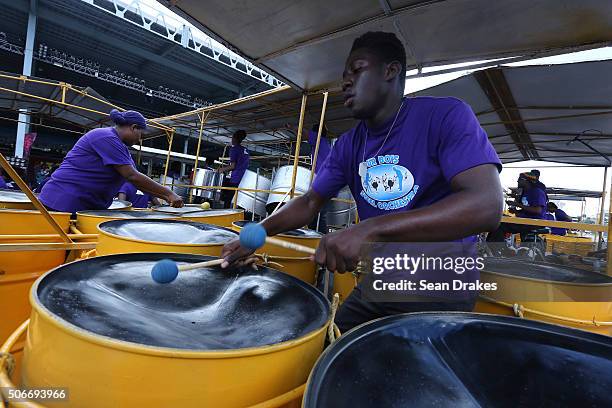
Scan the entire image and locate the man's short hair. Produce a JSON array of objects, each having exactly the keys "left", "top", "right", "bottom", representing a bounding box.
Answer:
[
  {"left": 350, "top": 31, "right": 406, "bottom": 84},
  {"left": 234, "top": 130, "right": 247, "bottom": 142},
  {"left": 548, "top": 202, "right": 558, "bottom": 210},
  {"left": 530, "top": 169, "right": 541, "bottom": 179}
]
